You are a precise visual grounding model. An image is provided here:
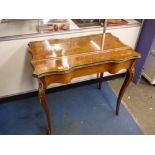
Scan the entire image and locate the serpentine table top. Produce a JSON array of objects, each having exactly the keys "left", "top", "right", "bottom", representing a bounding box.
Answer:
[{"left": 28, "top": 33, "right": 140, "bottom": 77}]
